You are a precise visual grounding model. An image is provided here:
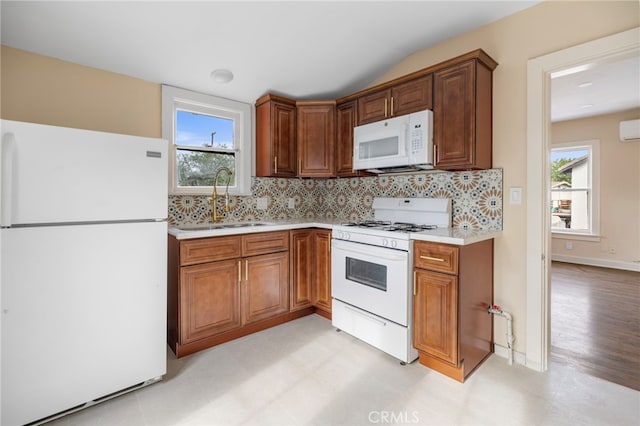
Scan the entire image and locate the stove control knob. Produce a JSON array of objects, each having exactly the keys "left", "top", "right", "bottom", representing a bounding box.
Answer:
[
  {"left": 382, "top": 239, "right": 389, "bottom": 247},
  {"left": 345, "top": 232, "right": 351, "bottom": 240},
  {"left": 390, "top": 240, "right": 398, "bottom": 248}
]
